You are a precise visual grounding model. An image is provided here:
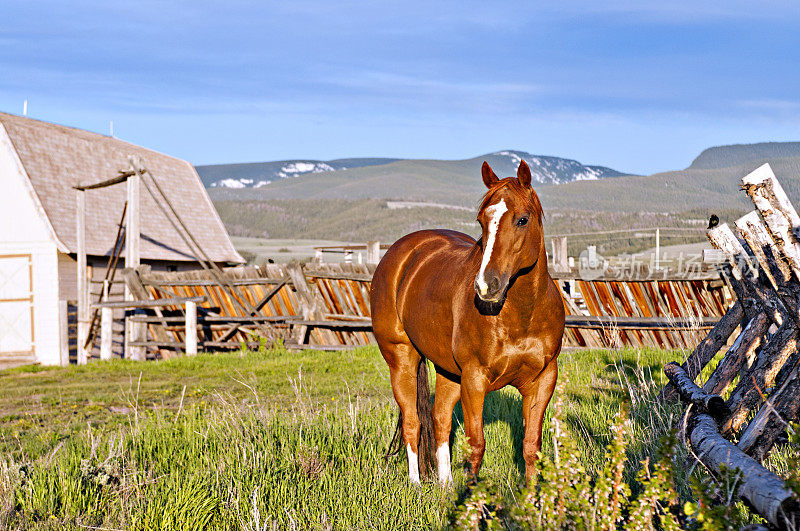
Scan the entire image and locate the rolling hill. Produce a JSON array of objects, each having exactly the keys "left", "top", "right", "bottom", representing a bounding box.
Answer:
[
  {"left": 196, "top": 157, "right": 400, "bottom": 188},
  {"left": 204, "top": 141, "right": 800, "bottom": 255},
  {"left": 205, "top": 150, "right": 628, "bottom": 205}
]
